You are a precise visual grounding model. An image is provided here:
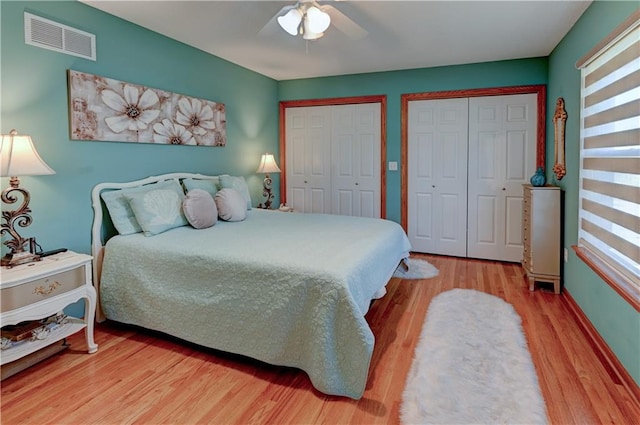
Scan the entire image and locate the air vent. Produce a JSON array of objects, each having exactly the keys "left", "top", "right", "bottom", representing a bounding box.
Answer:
[{"left": 24, "top": 12, "right": 96, "bottom": 61}]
